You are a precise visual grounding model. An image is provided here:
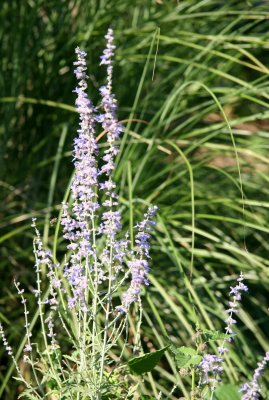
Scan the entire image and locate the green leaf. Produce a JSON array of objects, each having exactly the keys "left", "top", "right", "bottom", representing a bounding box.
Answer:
[
  {"left": 128, "top": 346, "right": 168, "bottom": 375},
  {"left": 175, "top": 352, "right": 192, "bottom": 368},
  {"left": 174, "top": 346, "right": 202, "bottom": 368},
  {"left": 176, "top": 353, "right": 202, "bottom": 368},
  {"left": 176, "top": 346, "right": 196, "bottom": 355},
  {"left": 215, "top": 384, "right": 241, "bottom": 400},
  {"left": 201, "top": 329, "right": 233, "bottom": 341}
]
